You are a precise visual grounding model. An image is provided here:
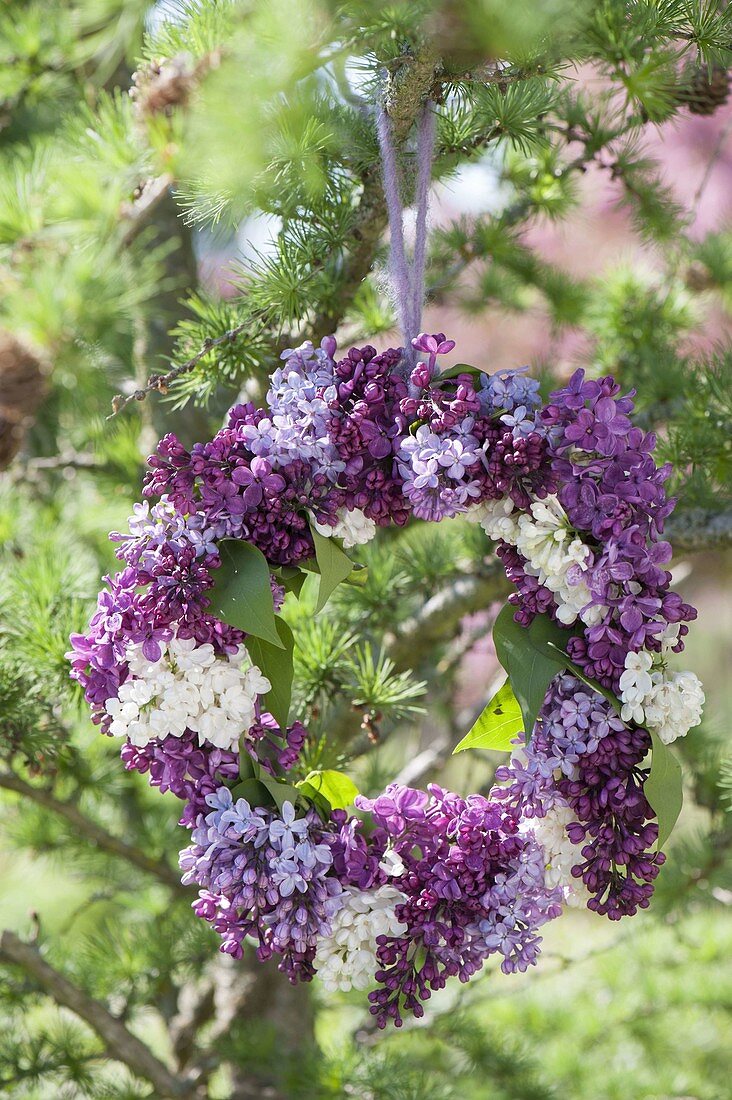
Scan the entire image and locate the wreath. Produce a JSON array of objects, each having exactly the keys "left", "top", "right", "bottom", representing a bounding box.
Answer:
[{"left": 69, "top": 329, "right": 703, "bottom": 1028}]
